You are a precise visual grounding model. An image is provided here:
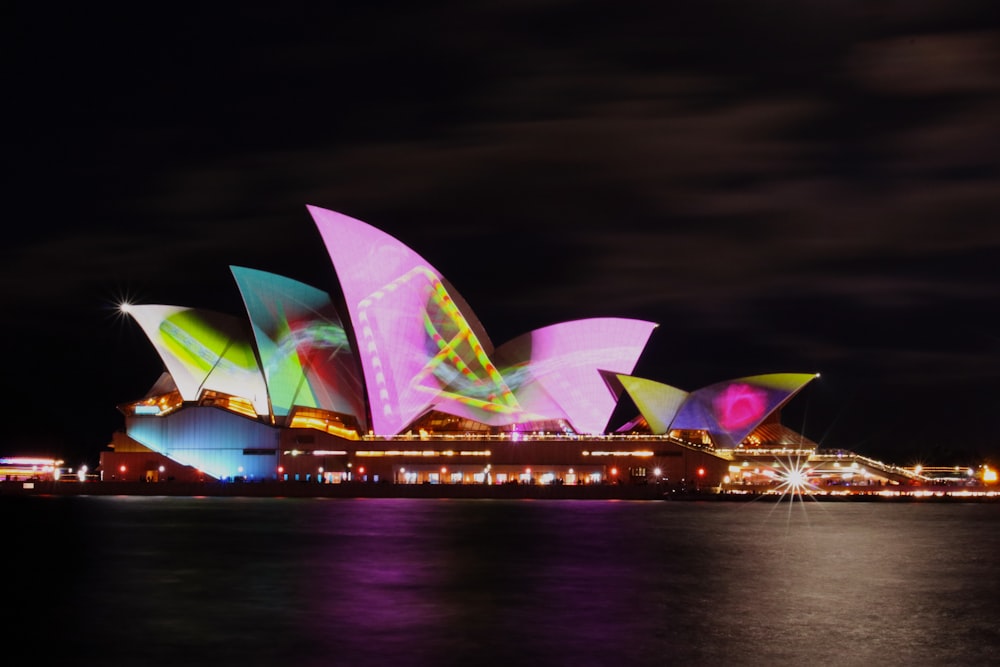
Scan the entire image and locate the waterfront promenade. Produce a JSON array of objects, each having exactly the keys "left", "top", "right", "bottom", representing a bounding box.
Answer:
[{"left": 2, "top": 480, "right": 997, "bottom": 501}]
